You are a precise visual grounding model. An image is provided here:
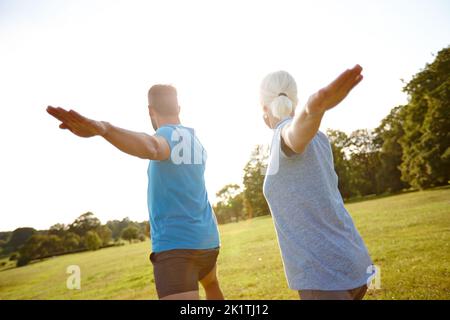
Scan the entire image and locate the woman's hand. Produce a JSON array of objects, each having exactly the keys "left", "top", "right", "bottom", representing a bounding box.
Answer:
[
  {"left": 305, "top": 65, "right": 363, "bottom": 116},
  {"left": 283, "top": 65, "right": 363, "bottom": 154}
]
